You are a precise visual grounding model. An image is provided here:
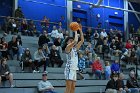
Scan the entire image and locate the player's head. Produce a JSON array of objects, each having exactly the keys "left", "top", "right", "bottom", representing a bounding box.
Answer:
[{"left": 65, "top": 37, "right": 74, "bottom": 45}]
